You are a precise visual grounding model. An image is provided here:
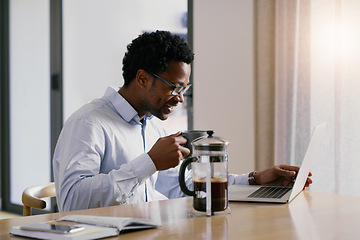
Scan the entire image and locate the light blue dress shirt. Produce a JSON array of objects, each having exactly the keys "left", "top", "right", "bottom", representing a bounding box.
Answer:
[{"left": 53, "top": 87, "right": 248, "bottom": 212}]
